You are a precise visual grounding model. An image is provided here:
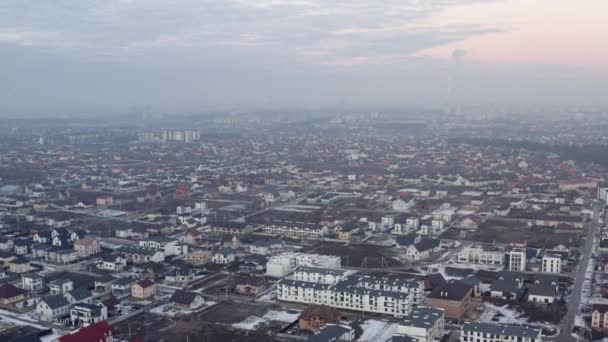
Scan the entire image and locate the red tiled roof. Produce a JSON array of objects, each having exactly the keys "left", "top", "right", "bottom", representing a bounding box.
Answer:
[{"left": 59, "top": 321, "right": 112, "bottom": 342}]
